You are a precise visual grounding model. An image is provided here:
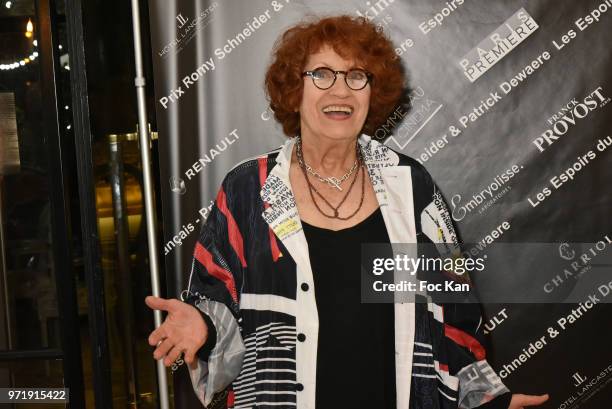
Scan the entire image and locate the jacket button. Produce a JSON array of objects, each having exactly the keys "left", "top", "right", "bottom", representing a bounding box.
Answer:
[
  {"left": 301, "top": 283, "right": 309, "bottom": 291},
  {"left": 297, "top": 333, "right": 306, "bottom": 342},
  {"left": 296, "top": 383, "right": 304, "bottom": 391}
]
